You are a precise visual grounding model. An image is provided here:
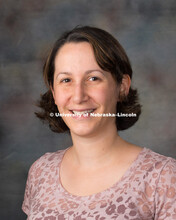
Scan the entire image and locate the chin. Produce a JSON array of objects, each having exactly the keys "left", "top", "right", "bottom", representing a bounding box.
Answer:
[
  {"left": 70, "top": 127, "right": 93, "bottom": 137},
  {"left": 69, "top": 124, "right": 99, "bottom": 137}
]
